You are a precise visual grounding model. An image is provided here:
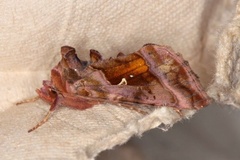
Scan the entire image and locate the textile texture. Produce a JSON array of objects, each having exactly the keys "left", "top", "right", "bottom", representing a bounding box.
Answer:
[
  {"left": 208, "top": 1, "right": 240, "bottom": 108},
  {"left": 0, "top": 0, "right": 238, "bottom": 159}
]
